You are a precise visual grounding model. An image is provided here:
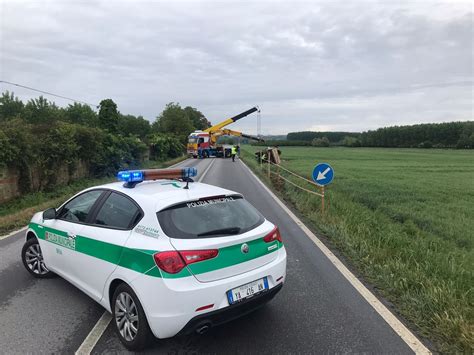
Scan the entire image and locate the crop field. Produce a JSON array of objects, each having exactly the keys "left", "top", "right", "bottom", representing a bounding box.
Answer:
[{"left": 241, "top": 146, "right": 473, "bottom": 353}]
